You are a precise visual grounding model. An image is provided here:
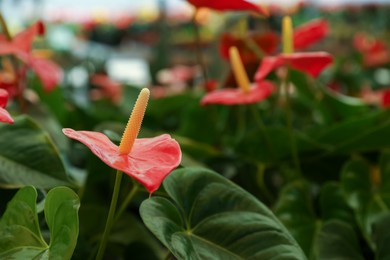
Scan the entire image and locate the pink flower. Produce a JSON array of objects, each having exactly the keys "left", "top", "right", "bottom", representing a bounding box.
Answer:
[
  {"left": 0, "top": 89, "right": 14, "bottom": 124},
  {"left": 201, "top": 81, "right": 274, "bottom": 105},
  {"left": 0, "top": 21, "right": 62, "bottom": 92},
  {"left": 63, "top": 88, "right": 181, "bottom": 193}
]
